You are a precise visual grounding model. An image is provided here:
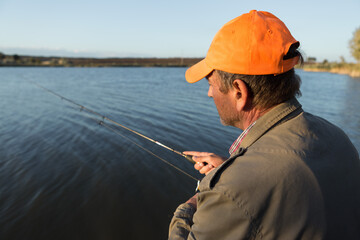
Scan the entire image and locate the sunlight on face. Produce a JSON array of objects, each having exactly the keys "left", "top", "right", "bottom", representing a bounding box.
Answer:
[{"left": 207, "top": 72, "right": 238, "bottom": 126}]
